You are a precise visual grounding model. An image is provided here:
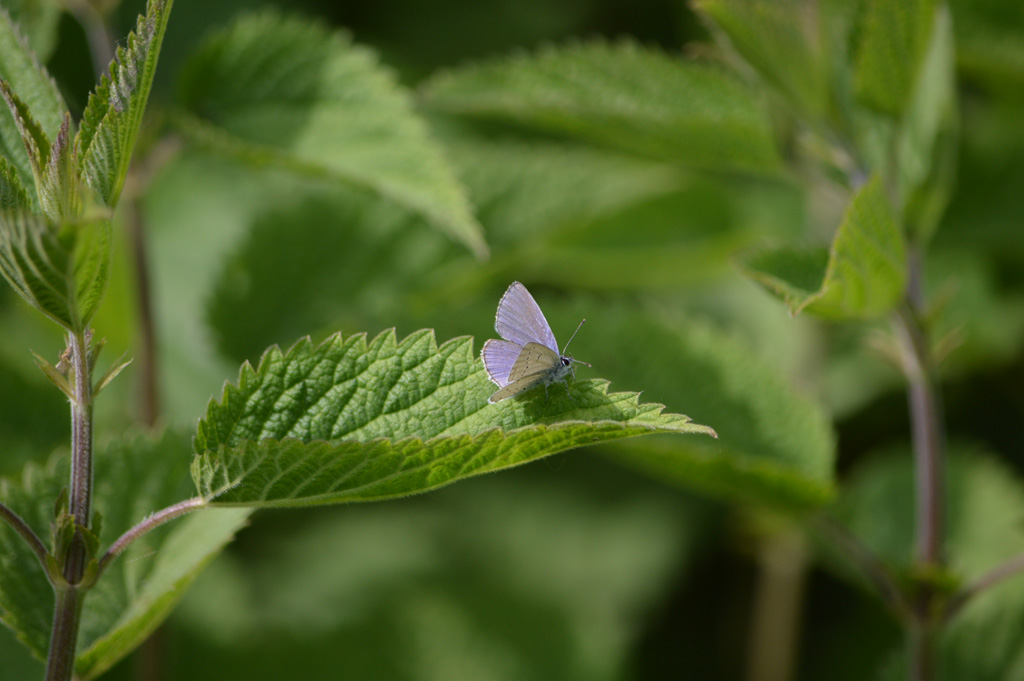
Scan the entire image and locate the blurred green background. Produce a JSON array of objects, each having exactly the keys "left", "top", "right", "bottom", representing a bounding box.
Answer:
[{"left": 2, "top": 0, "right": 1024, "bottom": 678}]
